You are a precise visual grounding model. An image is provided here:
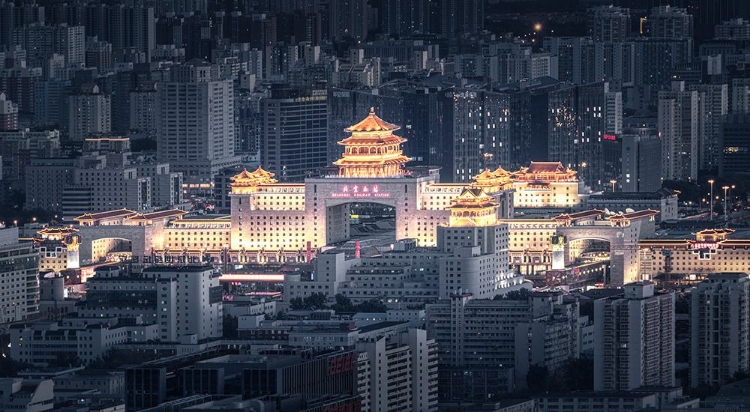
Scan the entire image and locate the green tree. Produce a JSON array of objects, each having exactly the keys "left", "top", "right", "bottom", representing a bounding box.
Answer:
[
  {"left": 713, "top": 200, "right": 724, "bottom": 216},
  {"left": 50, "top": 352, "right": 81, "bottom": 368},
  {"left": 303, "top": 292, "right": 328, "bottom": 310},
  {"left": 494, "top": 288, "right": 531, "bottom": 300},
  {"left": 356, "top": 299, "right": 388, "bottom": 313},
  {"left": 289, "top": 297, "right": 304, "bottom": 310},
  {"left": 556, "top": 358, "right": 594, "bottom": 391},
  {"left": 675, "top": 294, "right": 690, "bottom": 314},
  {"left": 526, "top": 364, "right": 551, "bottom": 392},
  {"left": 331, "top": 294, "right": 355, "bottom": 313}
]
